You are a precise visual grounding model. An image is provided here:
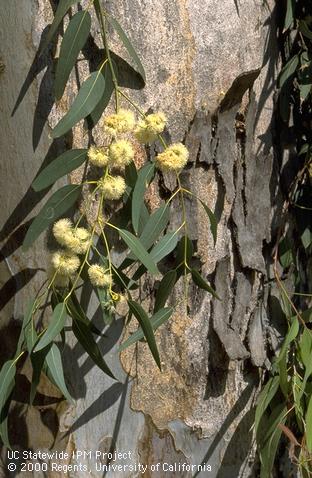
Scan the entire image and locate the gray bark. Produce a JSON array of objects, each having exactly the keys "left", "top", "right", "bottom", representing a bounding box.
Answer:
[{"left": 0, "top": 0, "right": 280, "bottom": 477}]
